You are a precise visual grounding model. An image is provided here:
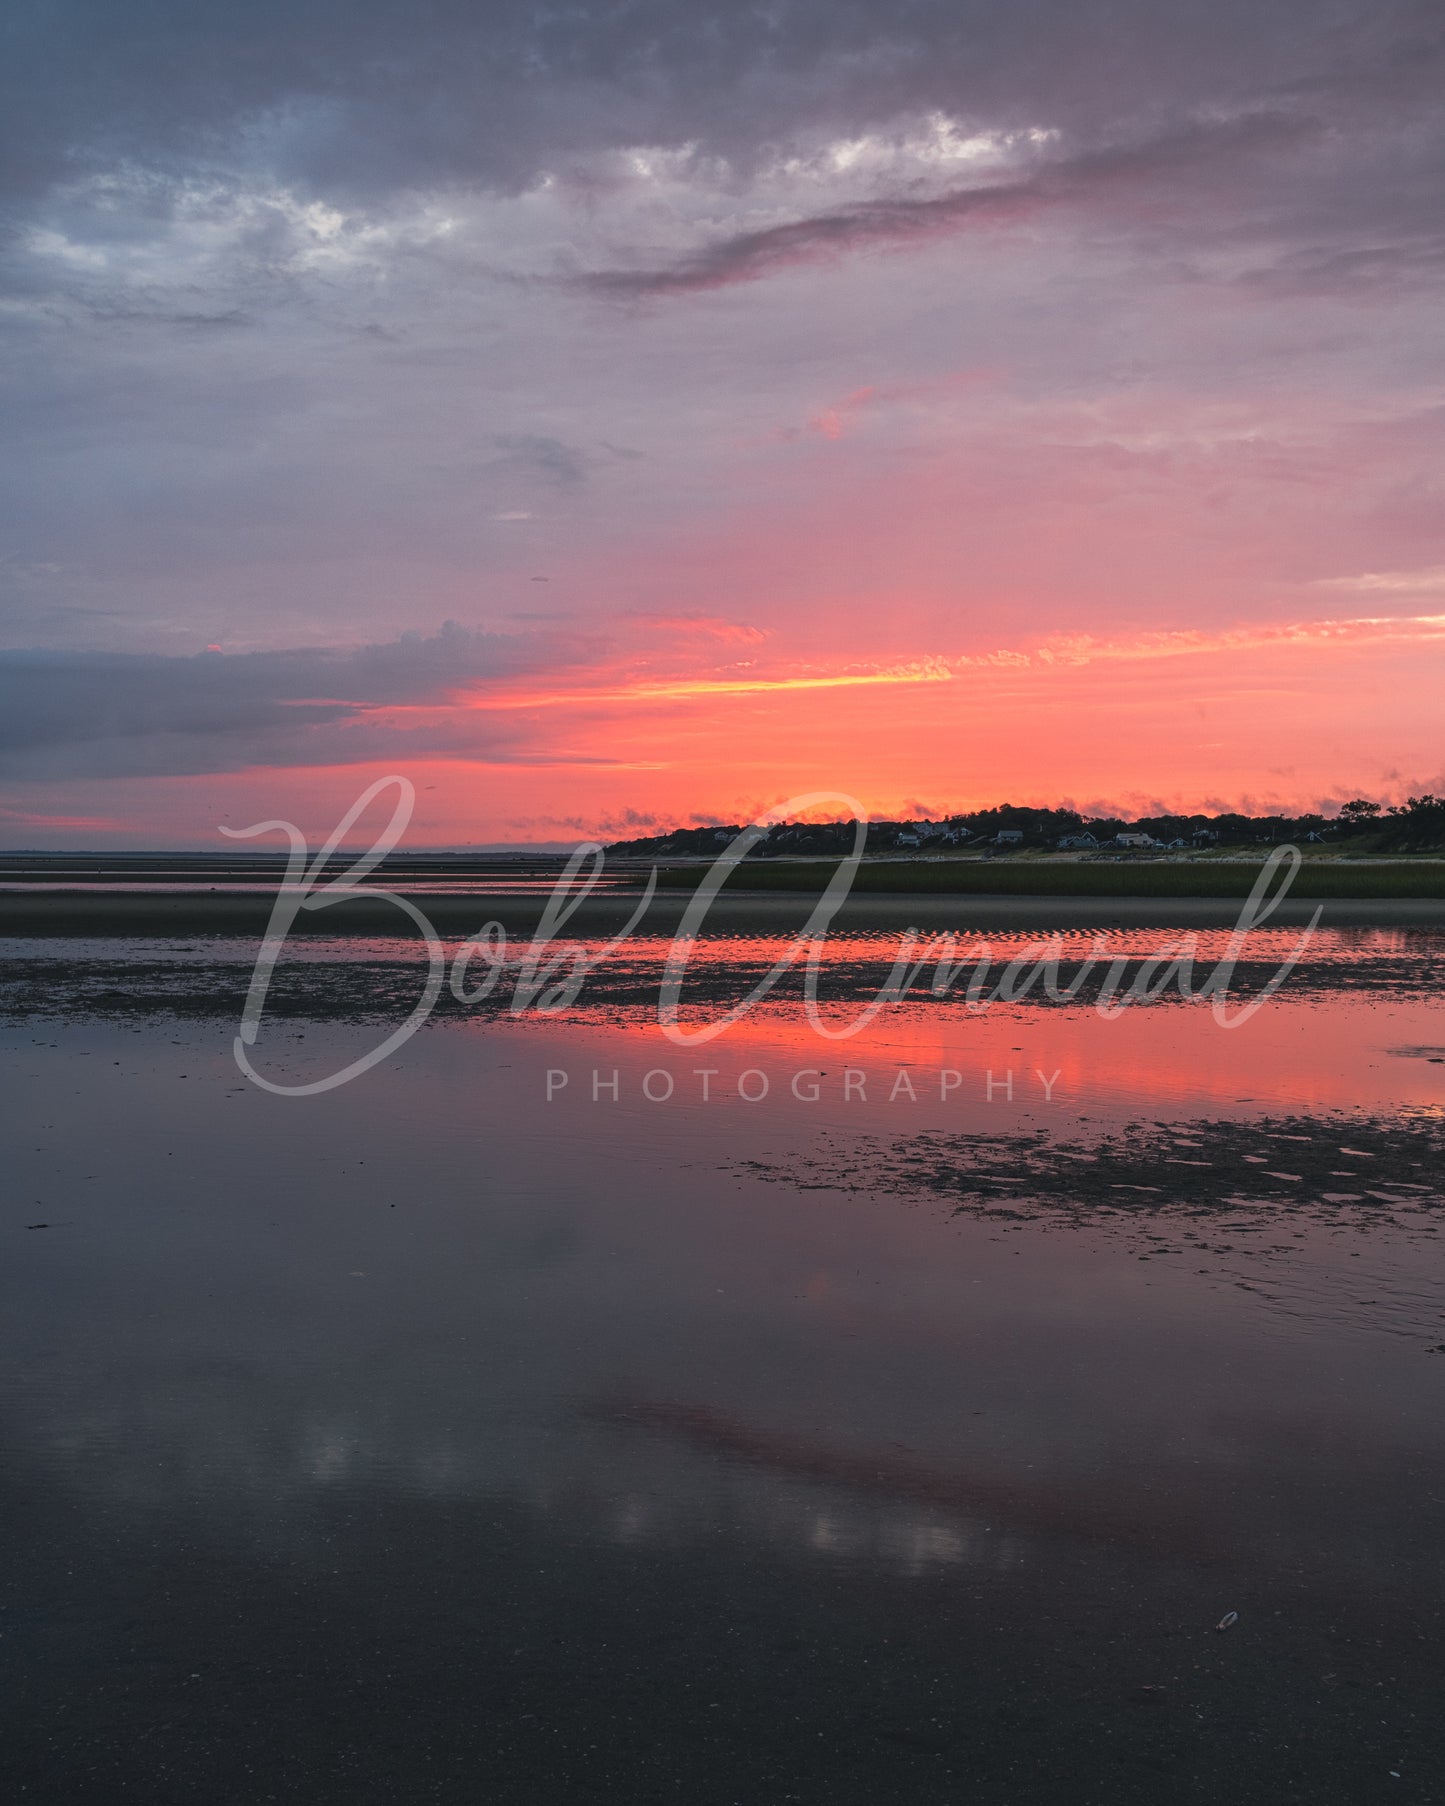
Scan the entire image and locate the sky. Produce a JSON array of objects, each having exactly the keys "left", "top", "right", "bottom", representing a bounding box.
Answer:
[{"left": 2, "top": 0, "right": 1444, "bottom": 847}]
